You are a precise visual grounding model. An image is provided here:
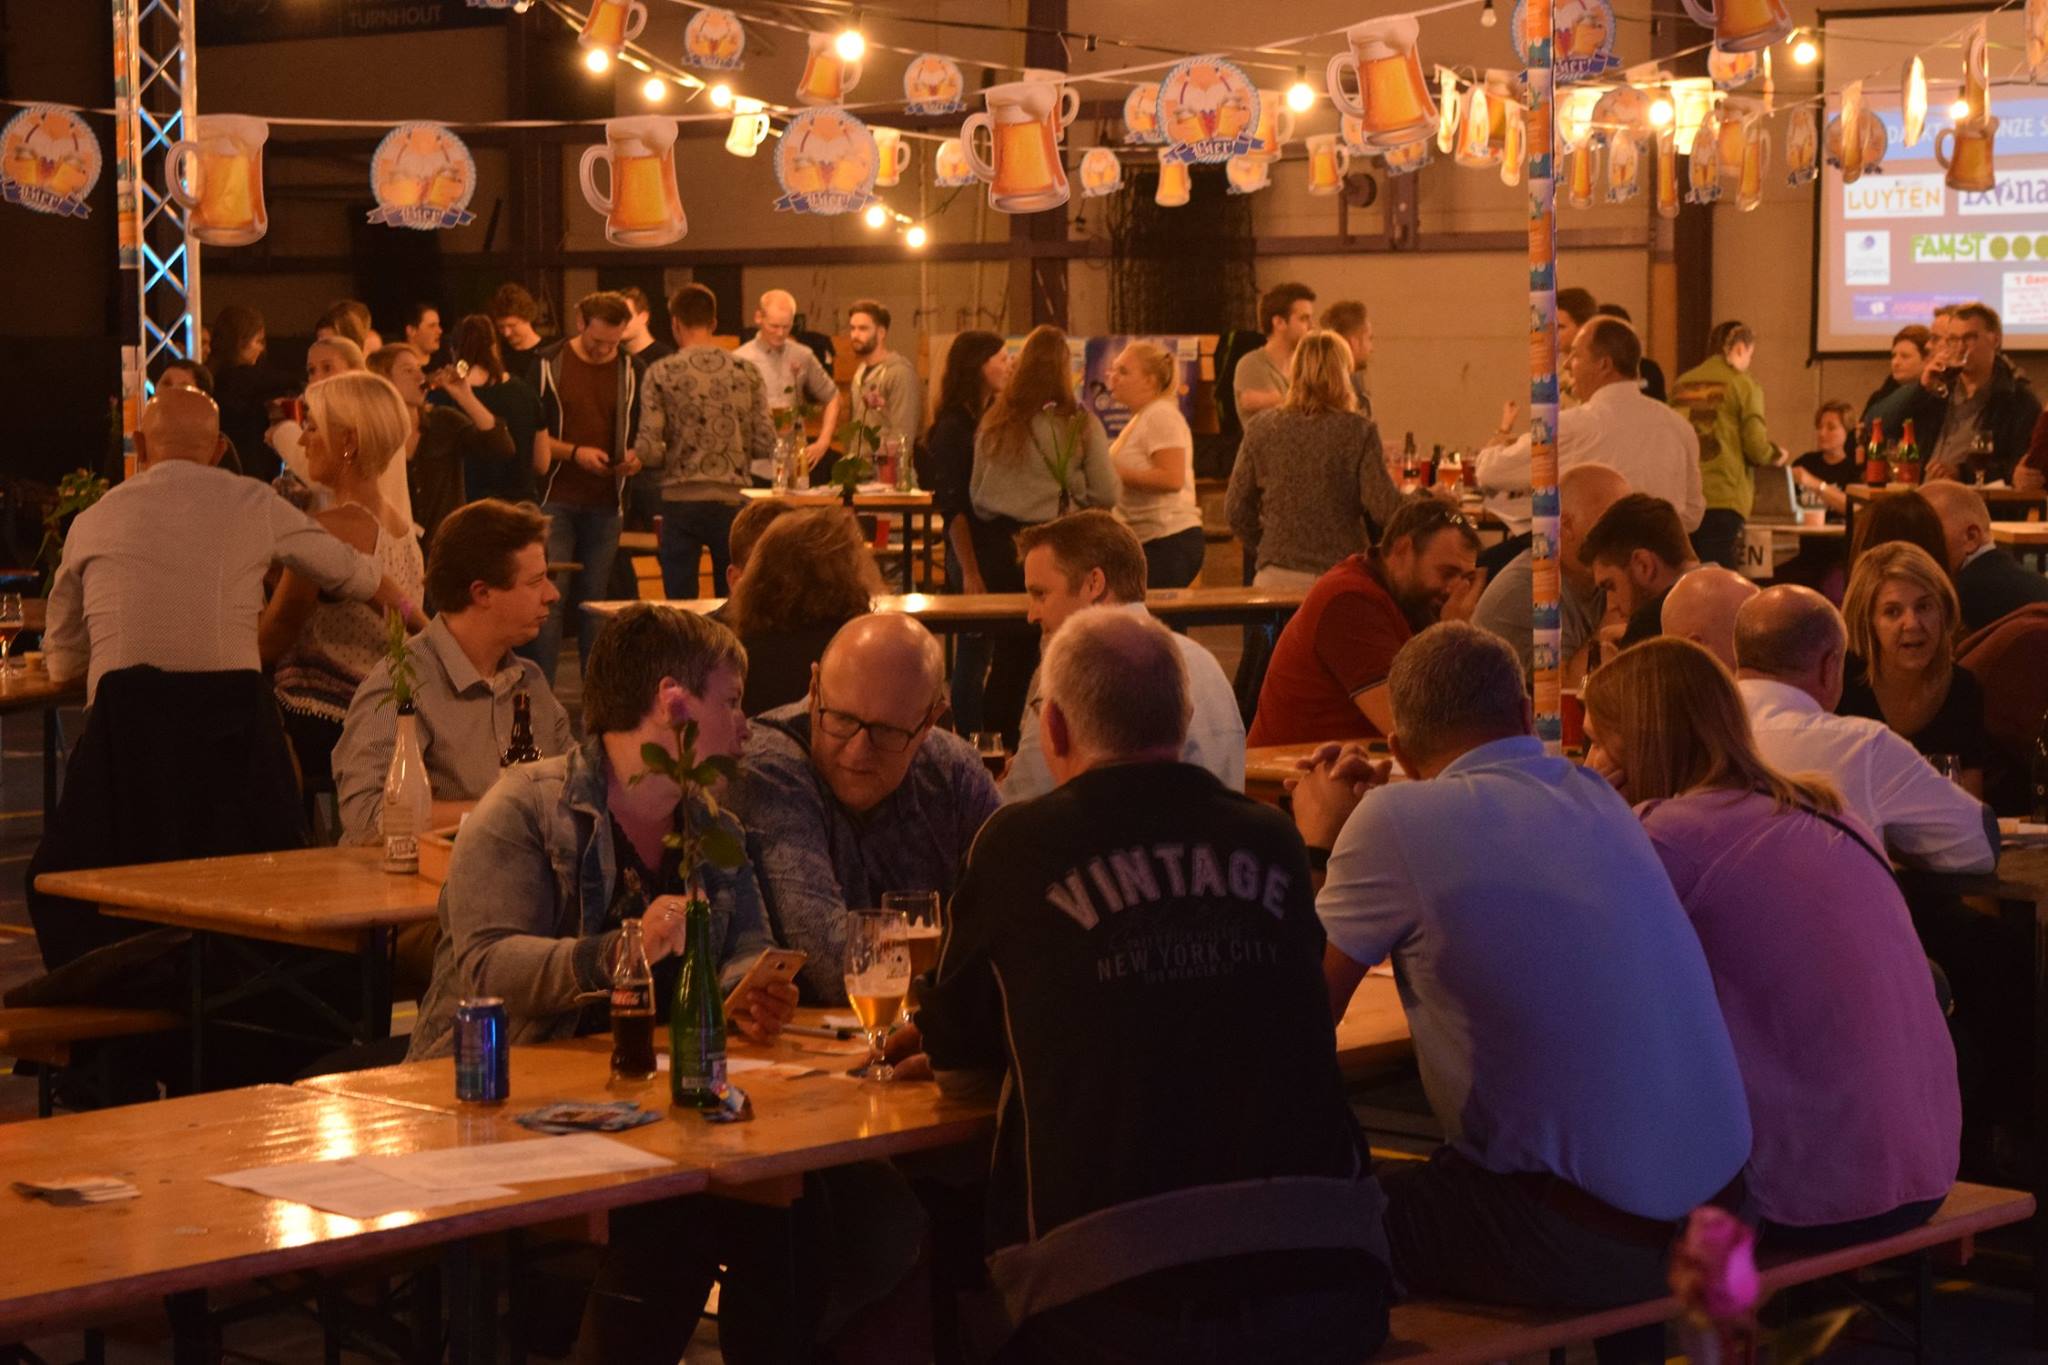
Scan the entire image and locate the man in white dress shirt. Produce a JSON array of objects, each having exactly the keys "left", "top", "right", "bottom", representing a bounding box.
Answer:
[
  {"left": 1476, "top": 318, "right": 1705, "bottom": 537},
  {"left": 732, "top": 288, "right": 840, "bottom": 483},
  {"left": 1733, "top": 584, "right": 1995, "bottom": 873},
  {"left": 45, "top": 387, "right": 423, "bottom": 703},
  {"left": 1002, "top": 512, "right": 1244, "bottom": 801}
]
